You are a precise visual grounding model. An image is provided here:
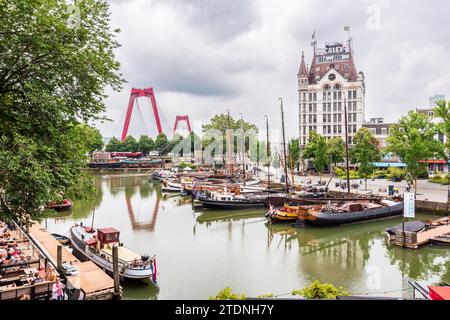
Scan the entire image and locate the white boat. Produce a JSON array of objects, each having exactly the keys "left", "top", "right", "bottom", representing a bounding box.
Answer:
[
  {"left": 161, "top": 179, "right": 183, "bottom": 192},
  {"left": 69, "top": 224, "right": 157, "bottom": 282}
]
